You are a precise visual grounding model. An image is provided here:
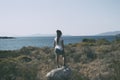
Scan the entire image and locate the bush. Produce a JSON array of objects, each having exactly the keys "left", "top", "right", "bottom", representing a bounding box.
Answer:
[
  {"left": 0, "top": 60, "right": 16, "bottom": 80},
  {"left": 96, "top": 45, "right": 112, "bottom": 53},
  {"left": 82, "top": 38, "right": 96, "bottom": 43},
  {"left": 82, "top": 38, "right": 96, "bottom": 46},
  {"left": 110, "top": 60, "right": 120, "bottom": 80},
  {"left": 0, "top": 51, "right": 20, "bottom": 58},
  {"left": 73, "top": 53, "right": 81, "bottom": 62},
  {"left": 96, "top": 38, "right": 110, "bottom": 45},
  {"left": 82, "top": 46, "right": 96, "bottom": 59},
  {"left": 72, "top": 70, "right": 88, "bottom": 80},
  {"left": 113, "top": 35, "right": 120, "bottom": 43},
  {"left": 0, "top": 58, "right": 37, "bottom": 80}
]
